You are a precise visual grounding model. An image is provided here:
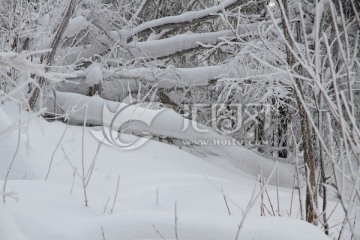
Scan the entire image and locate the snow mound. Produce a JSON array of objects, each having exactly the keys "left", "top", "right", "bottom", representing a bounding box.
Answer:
[
  {"left": 0, "top": 133, "right": 39, "bottom": 180},
  {"left": 0, "top": 104, "right": 336, "bottom": 239},
  {"left": 0, "top": 204, "right": 28, "bottom": 240},
  {"left": 0, "top": 103, "right": 39, "bottom": 180}
]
